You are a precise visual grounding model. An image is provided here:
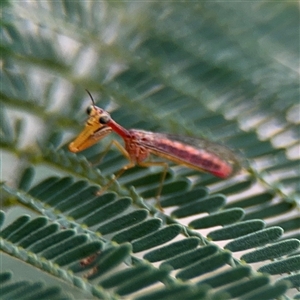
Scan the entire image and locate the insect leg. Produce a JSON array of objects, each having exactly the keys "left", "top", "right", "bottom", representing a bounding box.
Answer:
[
  {"left": 91, "top": 139, "right": 127, "bottom": 166},
  {"left": 97, "top": 140, "right": 135, "bottom": 194},
  {"left": 97, "top": 161, "right": 136, "bottom": 195},
  {"left": 138, "top": 161, "right": 169, "bottom": 210}
]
